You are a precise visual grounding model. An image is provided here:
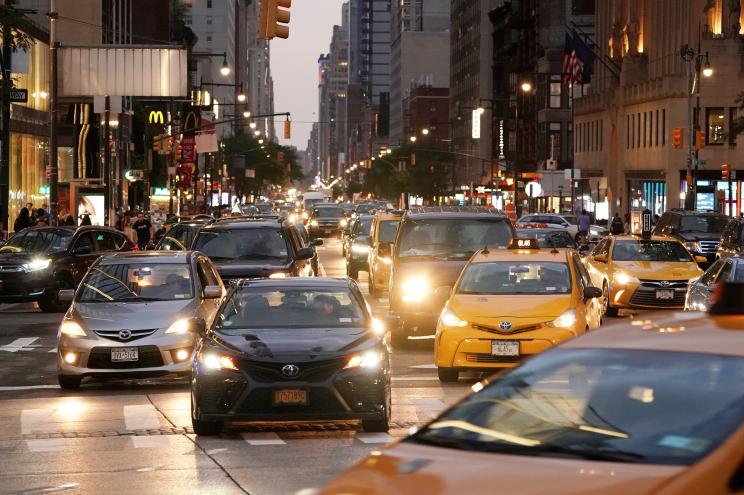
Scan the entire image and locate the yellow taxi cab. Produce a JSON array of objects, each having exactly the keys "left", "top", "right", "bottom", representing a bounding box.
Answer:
[
  {"left": 322, "top": 284, "right": 744, "bottom": 495},
  {"left": 586, "top": 235, "right": 705, "bottom": 317},
  {"left": 367, "top": 211, "right": 402, "bottom": 296},
  {"left": 434, "top": 238, "right": 603, "bottom": 382}
]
